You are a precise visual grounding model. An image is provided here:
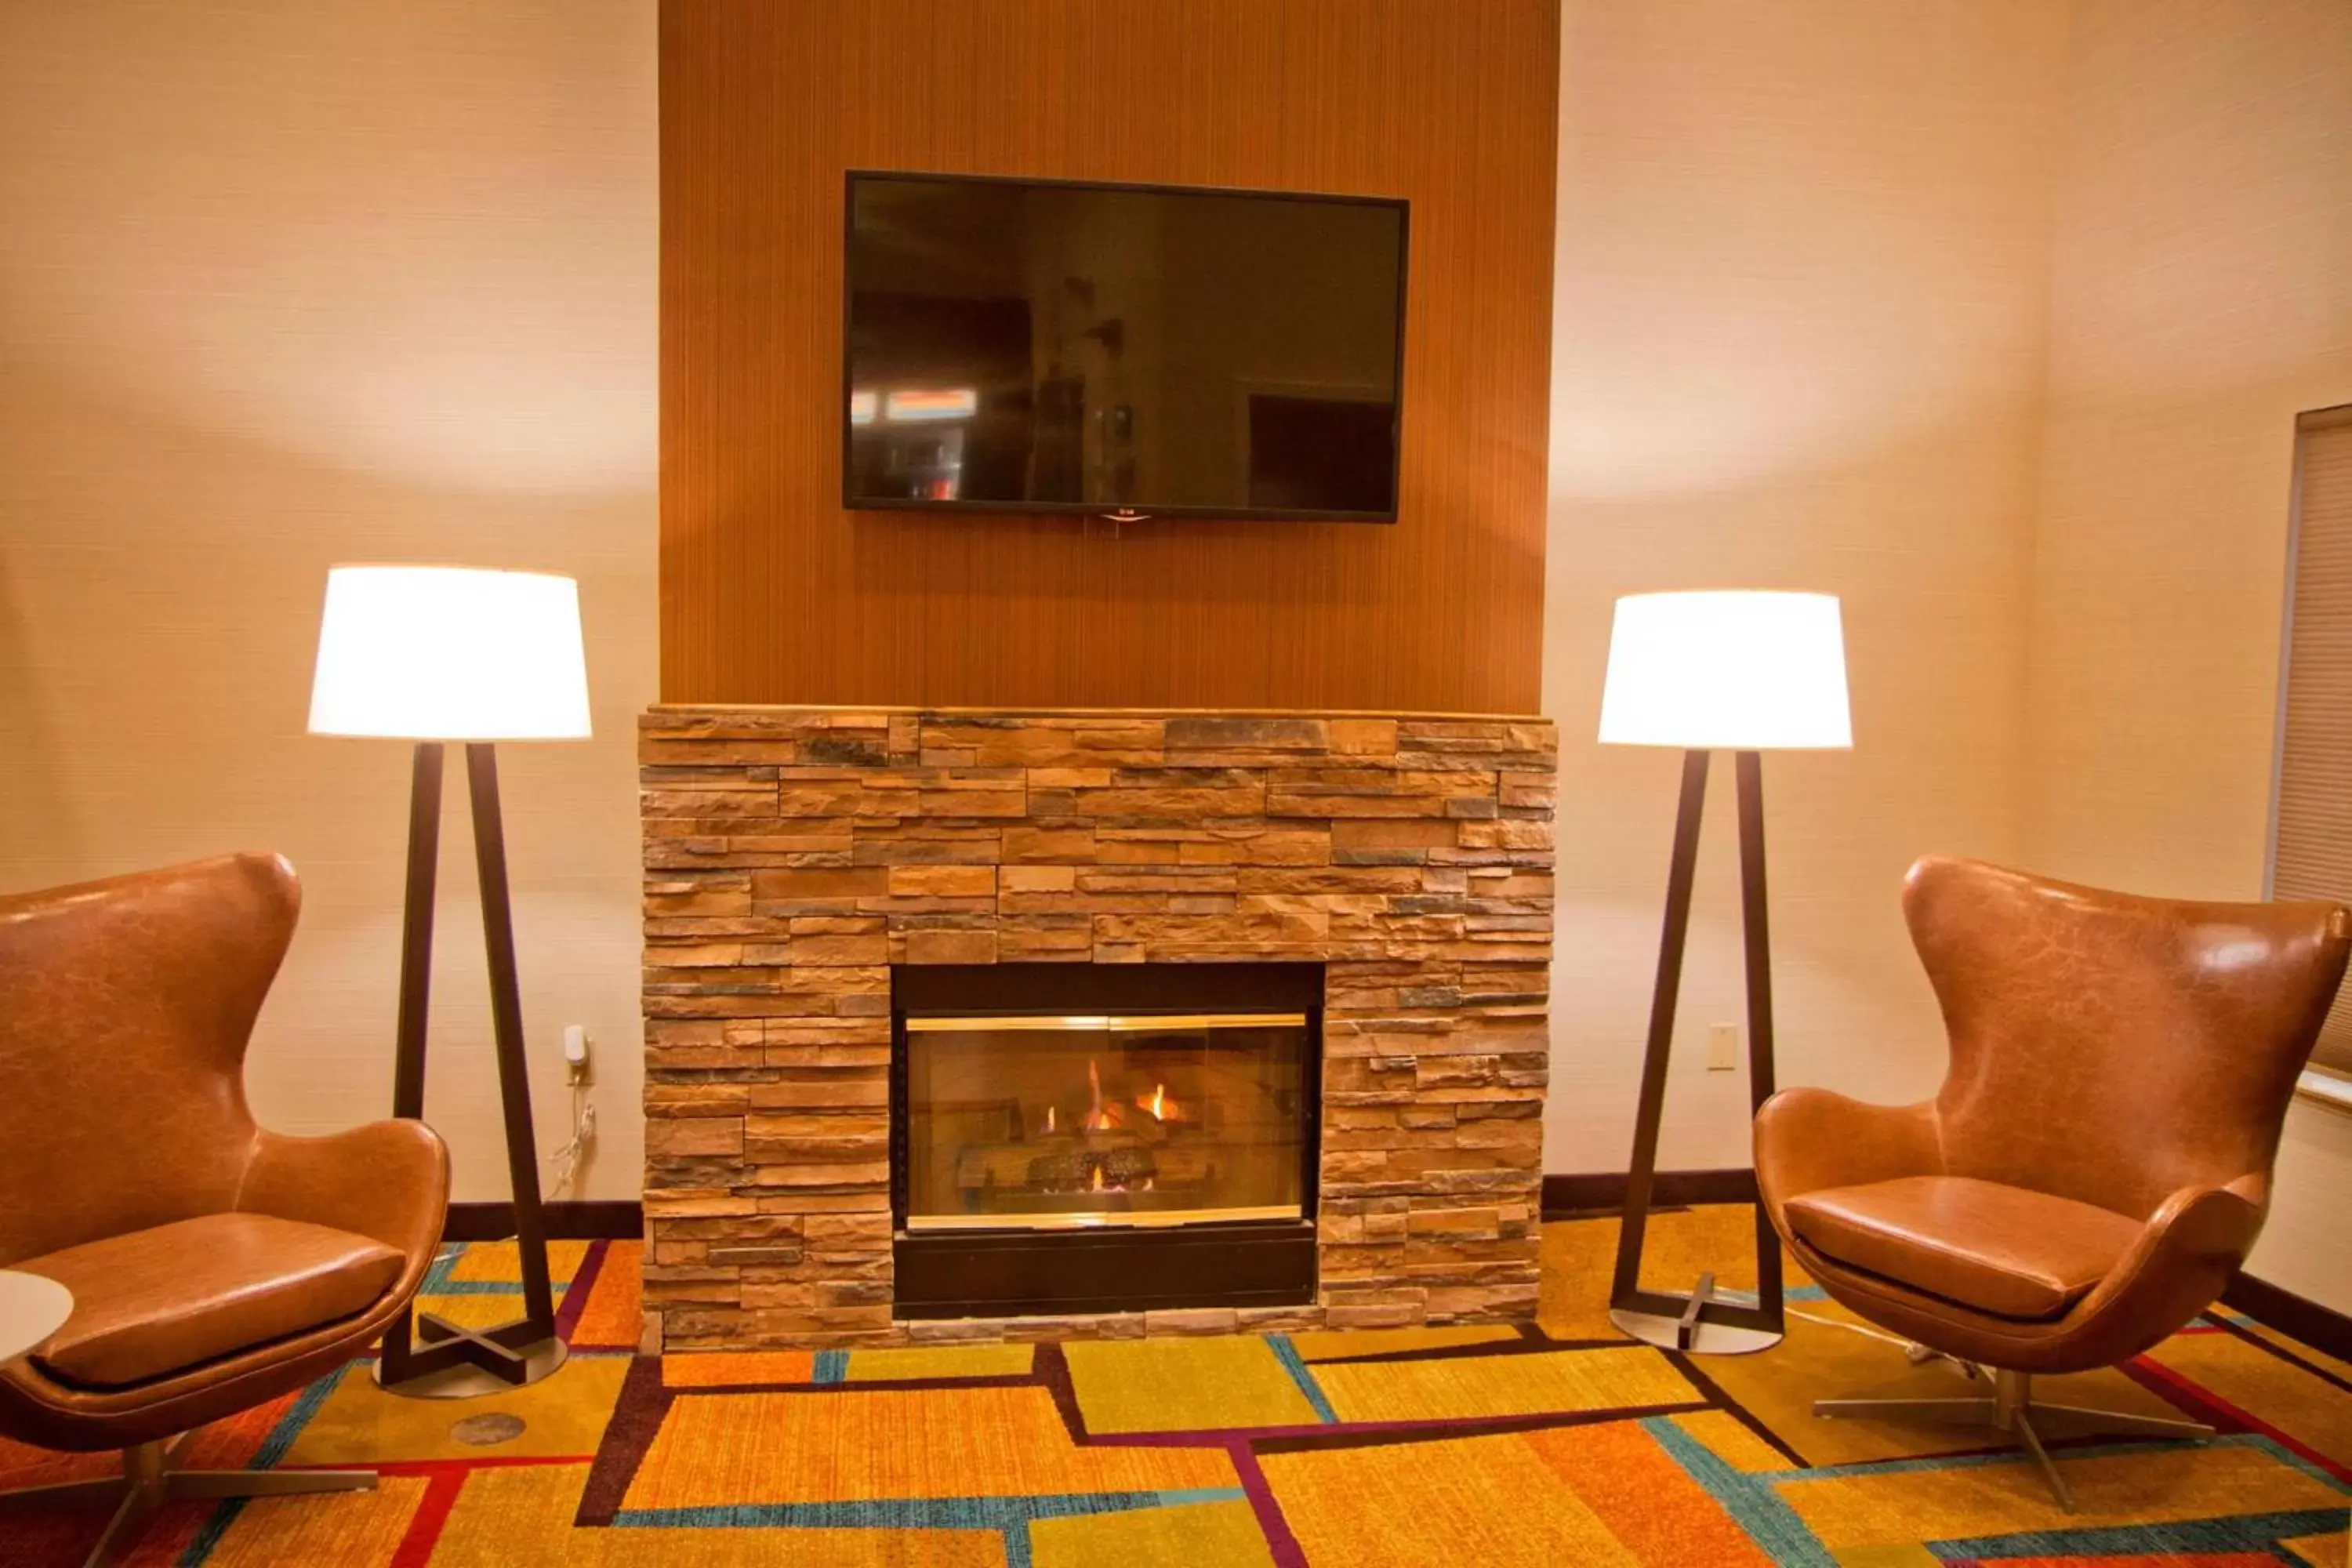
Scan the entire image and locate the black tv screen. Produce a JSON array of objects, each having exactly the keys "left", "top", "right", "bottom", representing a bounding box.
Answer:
[{"left": 844, "top": 172, "right": 1407, "bottom": 522}]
